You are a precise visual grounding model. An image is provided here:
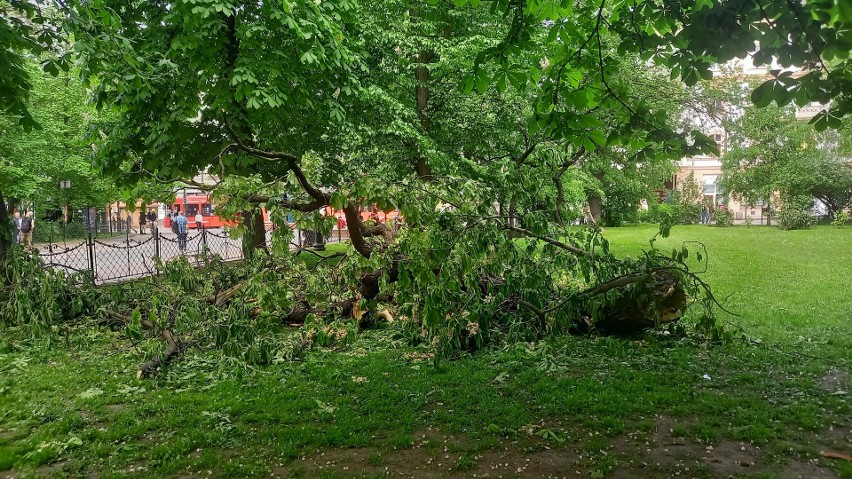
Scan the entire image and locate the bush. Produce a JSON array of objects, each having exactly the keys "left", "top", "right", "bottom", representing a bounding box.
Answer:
[
  {"left": 712, "top": 210, "right": 734, "bottom": 227},
  {"left": 778, "top": 208, "right": 815, "bottom": 230},
  {"left": 831, "top": 211, "right": 850, "bottom": 227},
  {"left": 677, "top": 203, "right": 701, "bottom": 225},
  {"left": 637, "top": 208, "right": 656, "bottom": 224},
  {"left": 32, "top": 221, "right": 88, "bottom": 243}
]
